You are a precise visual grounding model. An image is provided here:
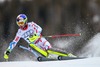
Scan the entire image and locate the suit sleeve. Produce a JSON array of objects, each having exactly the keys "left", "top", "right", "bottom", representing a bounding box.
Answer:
[
  {"left": 31, "top": 22, "right": 42, "bottom": 36},
  {"left": 7, "top": 30, "right": 21, "bottom": 52}
]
